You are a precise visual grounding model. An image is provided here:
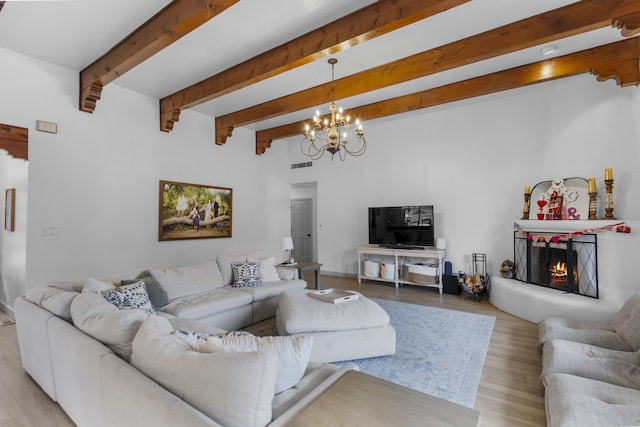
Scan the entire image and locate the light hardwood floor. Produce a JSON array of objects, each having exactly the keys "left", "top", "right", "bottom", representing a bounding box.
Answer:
[
  {"left": 0, "top": 275, "right": 546, "bottom": 427},
  {"left": 321, "top": 275, "right": 547, "bottom": 427}
]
